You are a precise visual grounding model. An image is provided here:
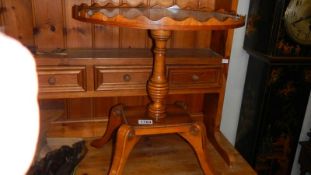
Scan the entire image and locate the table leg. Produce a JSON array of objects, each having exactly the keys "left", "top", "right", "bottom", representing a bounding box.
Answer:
[
  {"left": 179, "top": 122, "right": 214, "bottom": 175},
  {"left": 91, "top": 104, "right": 124, "bottom": 148},
  {"left": 147, "top": 30, "right": 171, "bottom": 120},
  {"left": 109, "top": 125, "right": 141, "bottom": 175}
]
